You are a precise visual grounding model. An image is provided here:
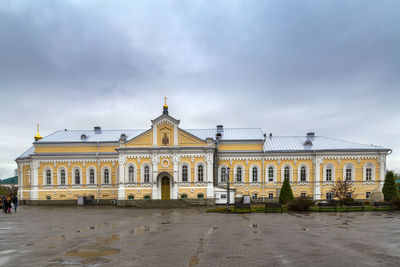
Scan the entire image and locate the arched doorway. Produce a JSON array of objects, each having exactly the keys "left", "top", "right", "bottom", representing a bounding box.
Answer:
[{"left": 161, "top": 176, "right": 170, "bottom": 200}]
